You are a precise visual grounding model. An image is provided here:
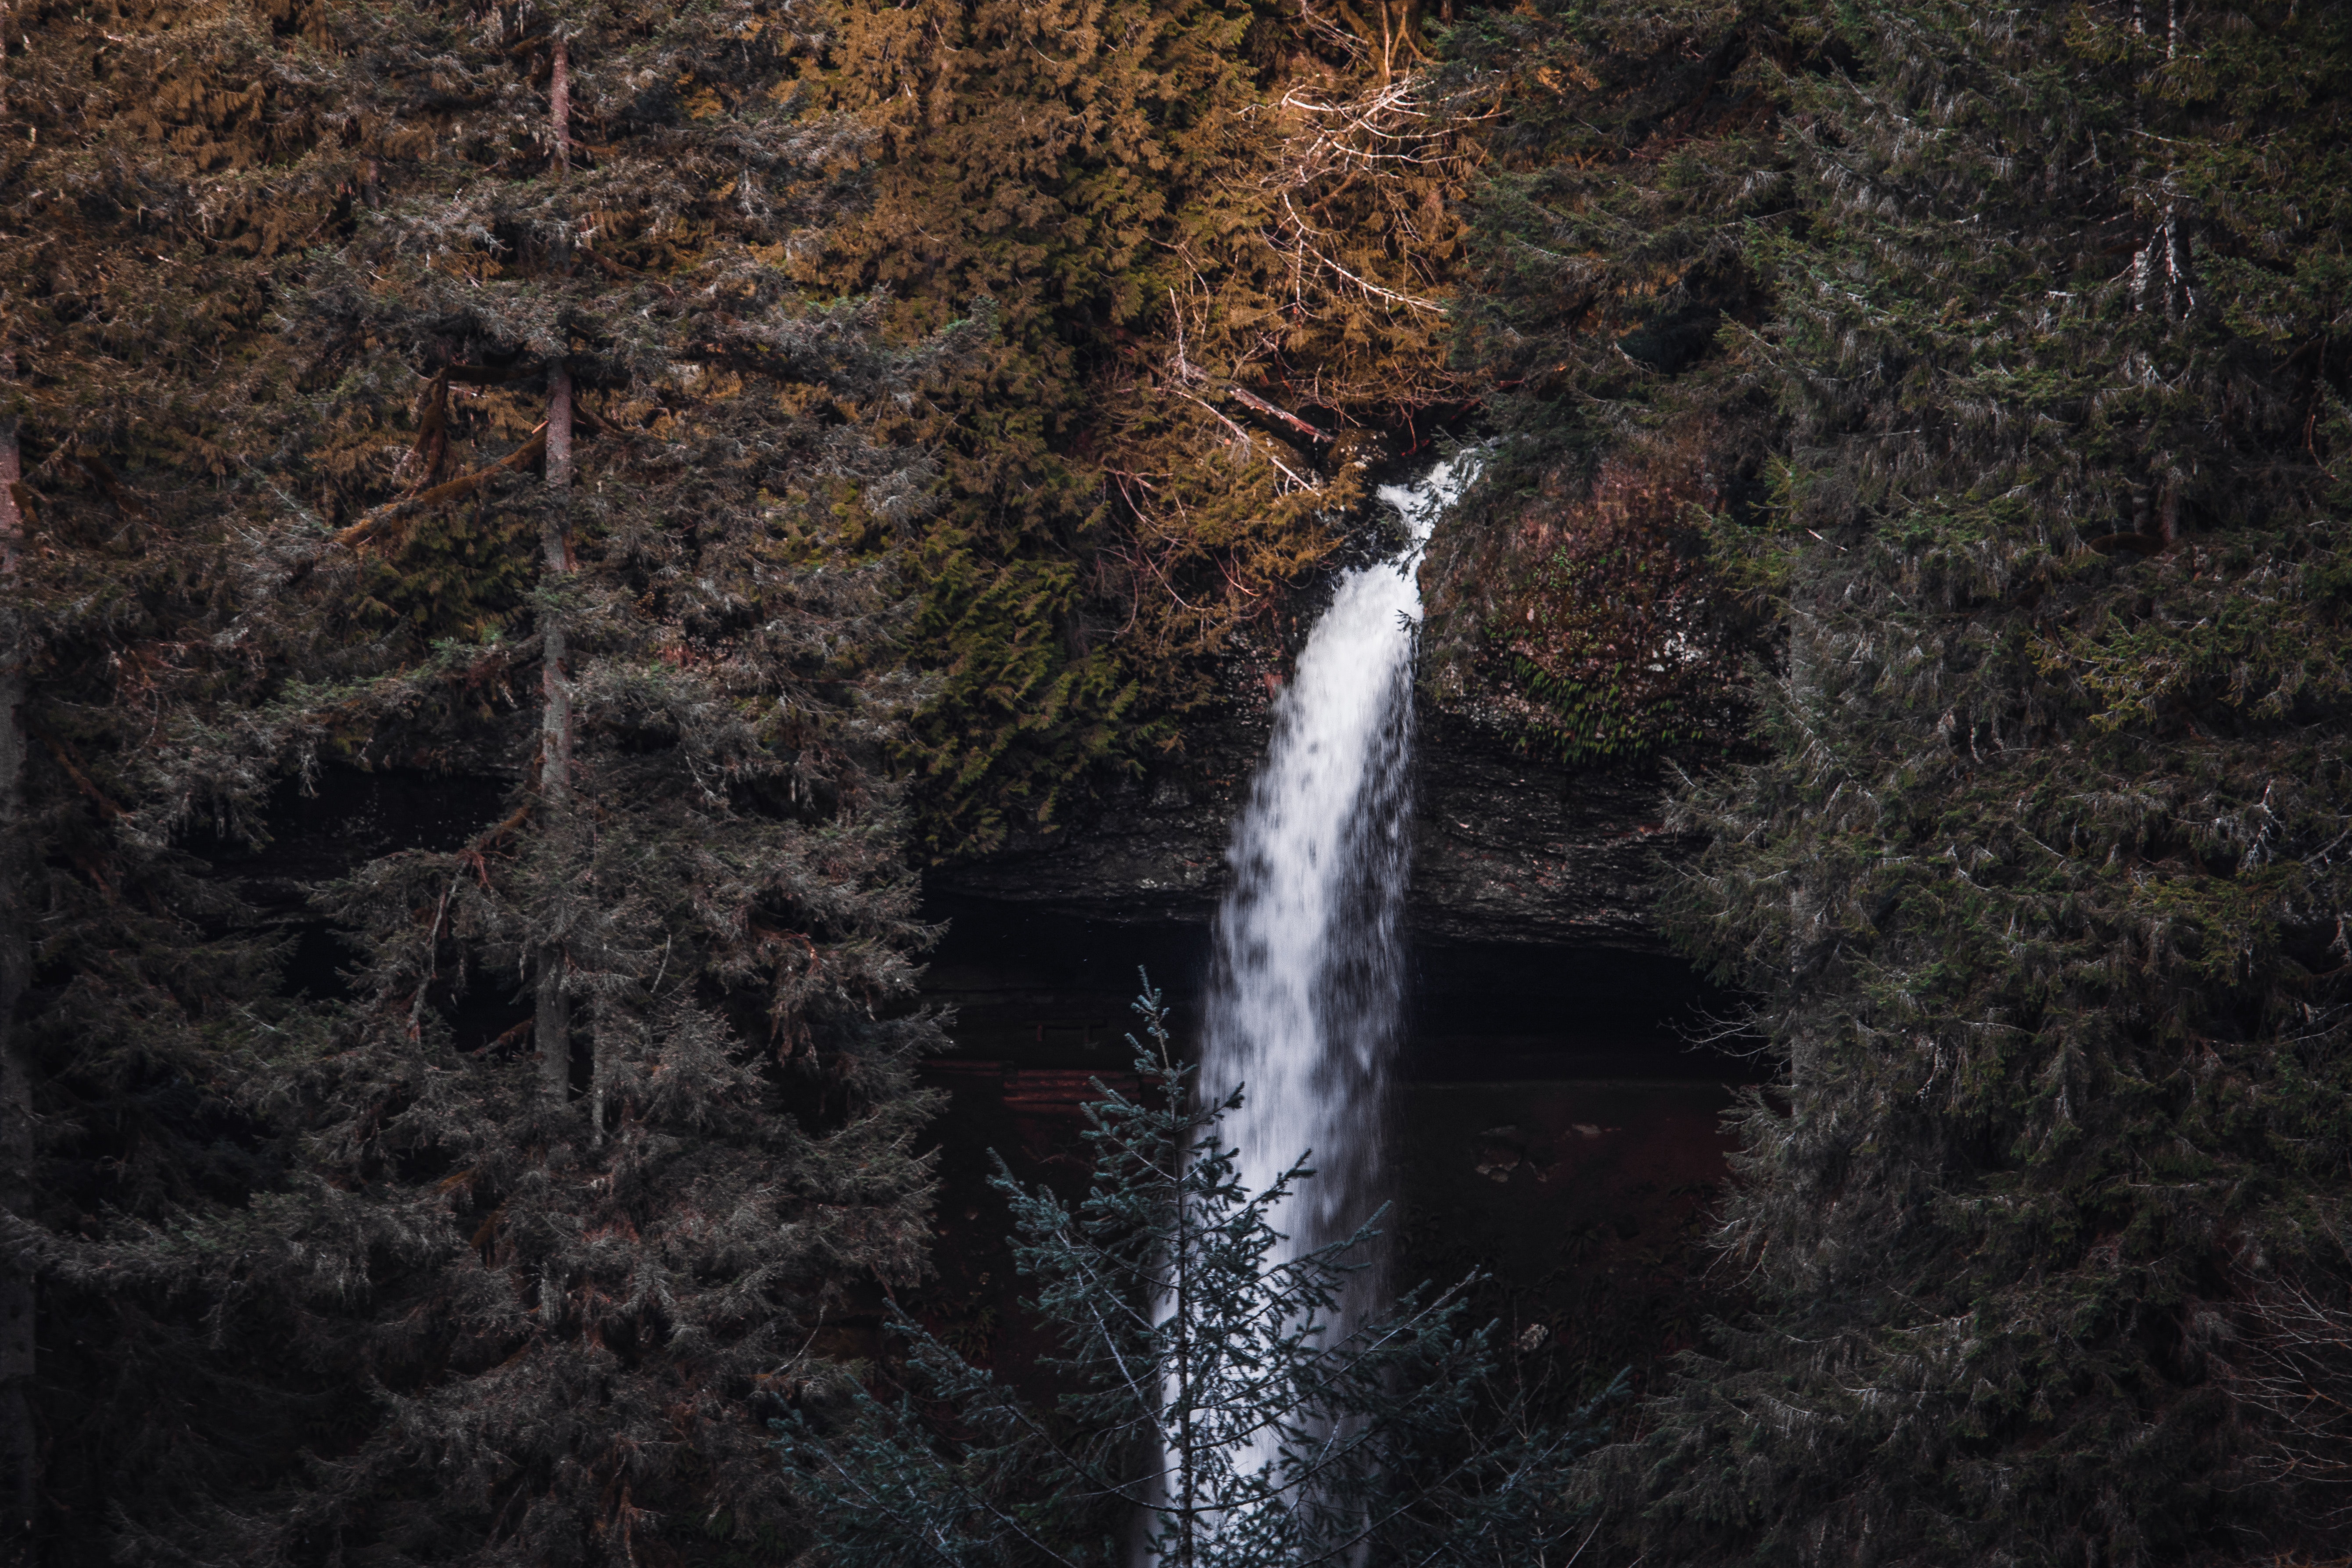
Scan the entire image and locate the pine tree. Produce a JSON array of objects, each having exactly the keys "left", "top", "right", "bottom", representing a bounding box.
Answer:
[
  {"left": 1553, "top": 2, "right": 2352, "bottom": 1561},
  {"left": 779, "top": 979, "right": 1617, "bottom": 1568},
  {"left": 96, "top": 1, "right": 975, "bottom": 1559},
  {"left": 0, "top": 0, "right": 366, "bottom": 1554}
]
